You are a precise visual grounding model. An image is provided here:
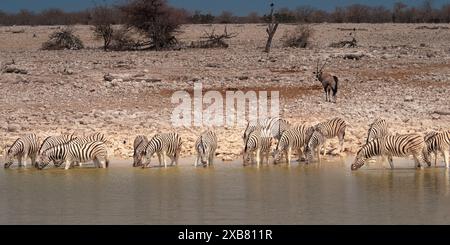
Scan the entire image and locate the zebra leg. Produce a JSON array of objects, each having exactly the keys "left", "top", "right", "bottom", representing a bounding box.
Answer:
[
  {"left": 338, "top": 133, "right": 345, "bottom": 153},
  {"left": 157, "top": 153, "right": 162, "bottom": 167},
  {"left": 22, "top": 154, "right": 28, "bottom": 167},
  {"left": 17, "top": 156, "right": 23, "bottom": 167},
  {"left": 435, "top": 152, "right": 438, "bottom": 167},
  {"left": 163, "top": 152, "right": 168, "bottom": 168},
  {"left": 287, "top": 147, "right": 292, "bottom": 166},
  {"left": 195, "top": 155, "right": 199, "bottom": 167},
  {"left": 388, "top": 155, "right": 394, "bottom": 169},
  {"left": 322, "top": 141, "right": 327, "bottom": 156},
  {"left": 93, "top": 158, "right": 101, "bottom": 168},
  {"left": 175, "top": 150, "right": 180, "bottom": 165},
  {"left": 209, "top": 152, "right": 215, "bottom": 166},
  {"left": 444, "top": 150, "right": 449, "bottom": 169},
  {"left": 413, "top": 154, "right": 425, "bottom": 169},
  {"left": 256, "top": 149, "right": 261, "bottom": 167},
  {"left": 64, "top": 160, "right": 72, "bottom": 170},
  {"left": 30, "top": 154, "right": 37, "bottom": 168},
  {"left": 297, "top": 148, "right": 302, "bottom": 162}
]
